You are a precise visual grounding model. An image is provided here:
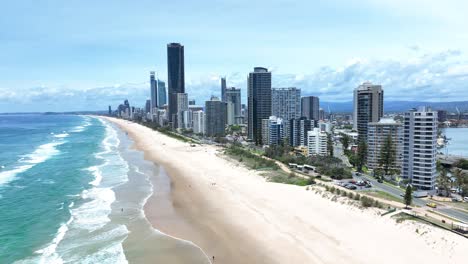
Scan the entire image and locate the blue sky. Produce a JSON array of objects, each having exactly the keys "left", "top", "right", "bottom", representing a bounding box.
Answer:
[{"left": 1, "top": 0, "right": 468, "bottom": 112}]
